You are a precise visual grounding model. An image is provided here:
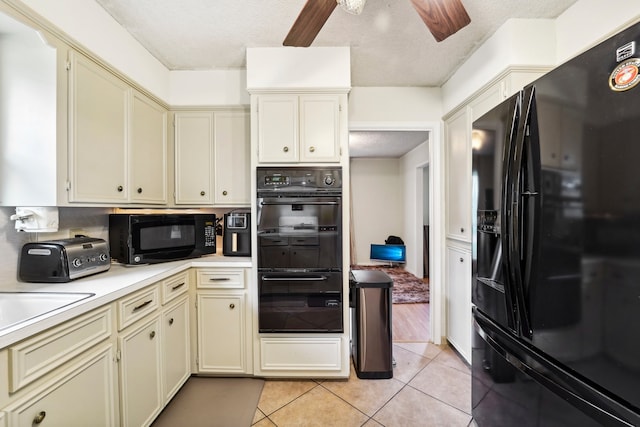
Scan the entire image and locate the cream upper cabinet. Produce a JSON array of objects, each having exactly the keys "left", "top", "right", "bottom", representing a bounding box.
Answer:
[
  {"left": 174, "top": 110, "right": 250, "bottom": 206},
  {"left": 69, "top": 51, "right": 129, "bottom": 203},
  {"left": 445, "top": 106, "right": 472, "bottom": 242},
  {"left": 257, "top": 94, "right": 341, "bottom": 163},
  {"left": 214, "top": 111, "right": 250, "bottom": 205},
  {"left": 130, "top": 90, "right": 167, "bottom": 204},
  {"left": 68, "top": 51, "right": 167, "bottom": 204},
  {"left": 174, "top": 111, "right": 214, "bottom": 204}
]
